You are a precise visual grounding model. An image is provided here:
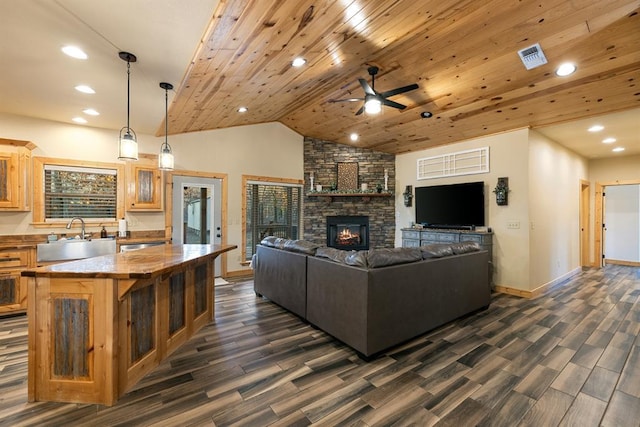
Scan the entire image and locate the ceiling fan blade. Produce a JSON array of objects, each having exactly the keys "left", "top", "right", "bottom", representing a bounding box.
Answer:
[
  {"left": 358, "top": 78, "right": 375, "bottom": 95},
  {"left": 381, "top": 98, "right": 407, "bottom": 110},
  {"left": 379, "top": 83, "right": 419, "bottom": 98},
  {"left": 328, "top": 98, "right": 364, "bottom": 103},
  {"left": 355, "top": 105, "right": 365, "bottom": 116}
]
